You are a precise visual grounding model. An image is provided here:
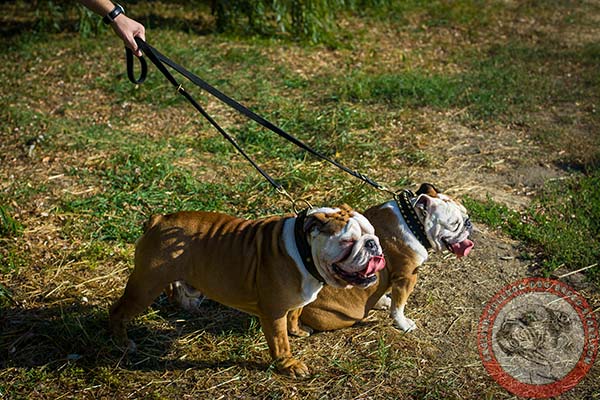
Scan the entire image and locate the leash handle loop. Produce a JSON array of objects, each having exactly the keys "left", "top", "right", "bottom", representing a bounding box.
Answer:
[{"left": 126, "top": 47, "right": 147, "bottom": 84}]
